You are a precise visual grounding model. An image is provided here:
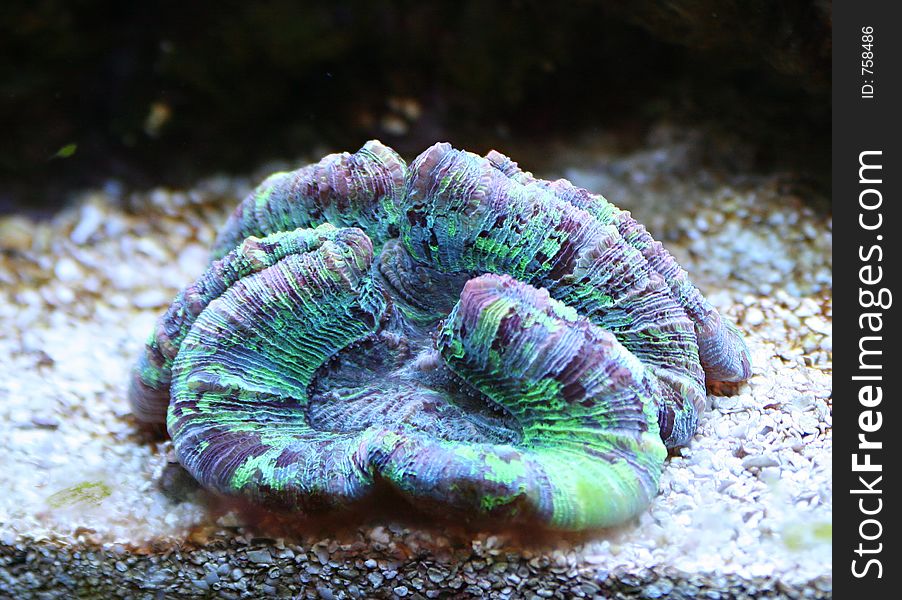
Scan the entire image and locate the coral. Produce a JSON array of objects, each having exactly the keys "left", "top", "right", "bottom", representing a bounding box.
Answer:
[
  {"left": 130, "top": 141, "right": 750, "bottom": 530},
  {"left": 211, "top": 141, "right": 408, "bottom": 258}
]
